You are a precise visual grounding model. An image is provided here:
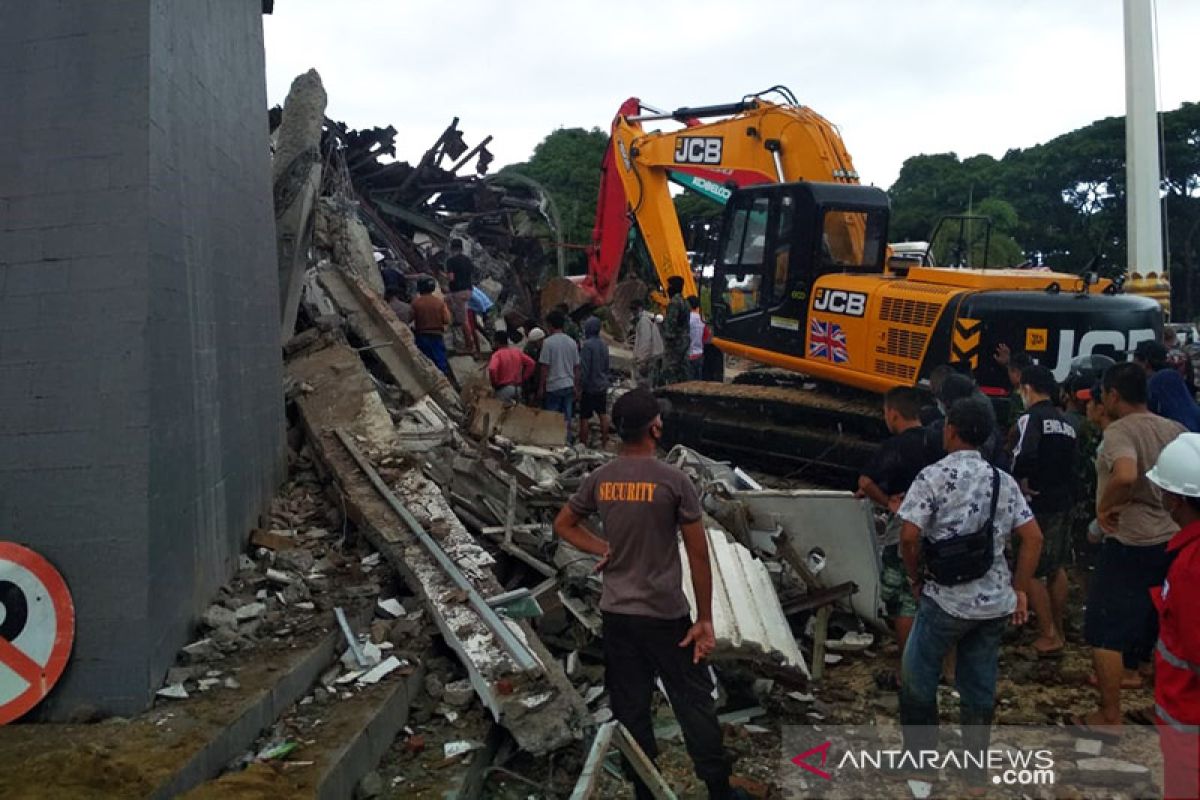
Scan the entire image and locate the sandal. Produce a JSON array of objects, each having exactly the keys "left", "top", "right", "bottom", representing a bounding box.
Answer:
[
  {"left": 1125, "top": 706, "right": 1157, "bottom": 726},
  {"left": 1067, "top": 713, "right": 1123, "bottom": 744}
]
